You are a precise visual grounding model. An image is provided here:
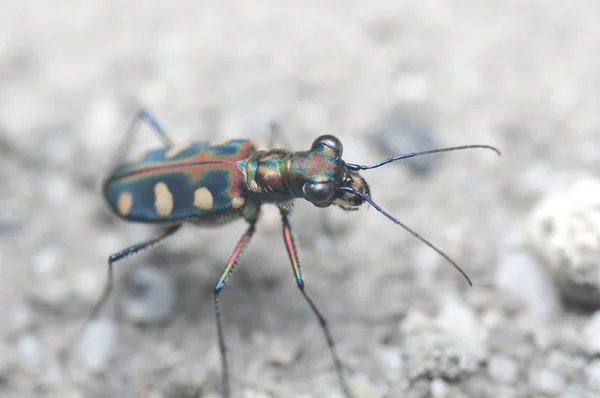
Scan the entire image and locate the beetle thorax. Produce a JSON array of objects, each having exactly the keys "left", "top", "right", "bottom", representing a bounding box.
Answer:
[{"left": 245, "top": 149, "right": 294, "bottom": 202}]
